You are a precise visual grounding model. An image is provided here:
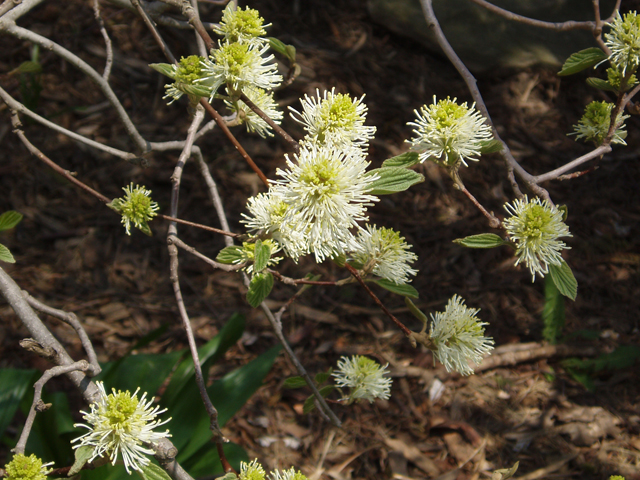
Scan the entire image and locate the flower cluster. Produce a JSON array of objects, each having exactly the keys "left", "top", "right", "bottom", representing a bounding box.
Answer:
[
  {"left": 238, "top": 459, "right": 307, "bottom": 480},
  {"left": 428, "top": 295, "right": 494, "bottom": 376},
  {"left": 71, "top": 382, "right": 171, "bottom": 474},
  {"left": 503, "top": 196, "right": 572, "bottom": 281},
  {"left": 605, "top": 11, "right": 640, "bottom": 75},
  {"left": 108, "top": 183, "right": 159, "bottom": 236},
  {"left": 407, "top": 96, "right": 493, "bottom": 167},
  {"left": 332, "top": 355, "right": 392, "bottom": 403},
  {"left": 350, "top": 224, "right": 418, "bottom": 285},
  {"left": 242, "top": 99, "right": 380, "bottom": 262},
  {"left": 3, "top": 454, "right": 53, "bottom": 480},
  {"left": 571, "top": 100, "right": 629, "bottom": 146}
]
